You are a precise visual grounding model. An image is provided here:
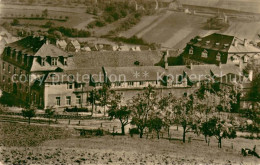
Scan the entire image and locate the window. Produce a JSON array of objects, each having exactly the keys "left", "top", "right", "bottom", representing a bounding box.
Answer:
[
  {"left": 20, "top": 70, "right": 23, "bottom": 75},
  {"left": 76, "top": 95, "right": 81, "bottom": 104},
  {"left": 64, "top": 57, "right": 68, "bottom": 65},
  {"left": 201, "top": 50, "right": 208, "bottom": 58},
  {"left": 128, "top": 82, "right": 134, "bottom": 86},
  {"left": 2, "top": 62, "right": 5, "bottom": 70},
  {"left": 8, "top": 65, "right": 11, "bottom": 73},
  {"left": 41, "top": 57, "right": 45, "bottom": 66},
  {"left": 51, "top": 58, "right": 58, "bottom": 66},
  {"left": 2, "top": 76, "right": 5, "bottom": 82},
  {"left": 66, "top": 96, "right": 71, "bottom": 105},
  {"left": 216, "top": 53, "right": 221, "bottom": 61},
  {"left": 189, "top": 47, "right": 193, "bottom": 55},
  {"left": 115, "top": 82, "right": 121, "bottom": 87},
  {"left": 56, "top": 97, "right": 61, "bottom": 106},
  {"left": 75, "top": 83, "right": 82, "bottom": 89},
  {"left": 13, "top": 67, "right": 16, "bottom": 74},
  {"left": 140, "top": 81, "right": 144, "bottom": 86},
  {"left": 67, "top": 83, "right": 73, "bottom": 89}
]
